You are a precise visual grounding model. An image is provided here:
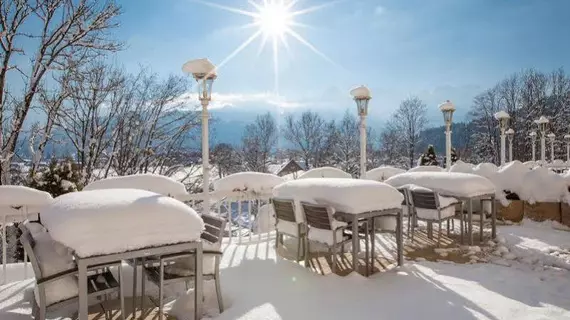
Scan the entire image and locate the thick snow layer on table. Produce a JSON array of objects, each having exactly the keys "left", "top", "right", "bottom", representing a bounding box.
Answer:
[
  {"left": 297, "top": 167, "right": 352, "bottom": 179},
  {"left": 273, "top": 178, "right": 403, "bottom": 214},
  {"left": 519, "top": 167, "right": 570, "bottom": 203},
  {"left": 365, "top": 166, "right": 406, "bottom": 181},
  {"left": 407, "top": 165, "right": 444, "bottom": 173},
  {"left": 523, "top": 161, "right": 538, "bottom": 169},
  {"left": 213, "top": 172, "right": 284, "bottom": 193},
  {"left": 41, "top": 189, "right": 204, "bottom": 257},
  {"left": 0, "top": 186, "right": 52, "bottom": 207},
  {"left": 385, "top": 172, "right": 495, "bottom": 198},
  {"left": 83, "top": 173, "right": 188, "bottom": 196},
  {"left": 449, "top": 160, "right": 475, "bottom": 173},
  {"left": 472, "top": 162, "right": 498, "bottom": 178}
]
